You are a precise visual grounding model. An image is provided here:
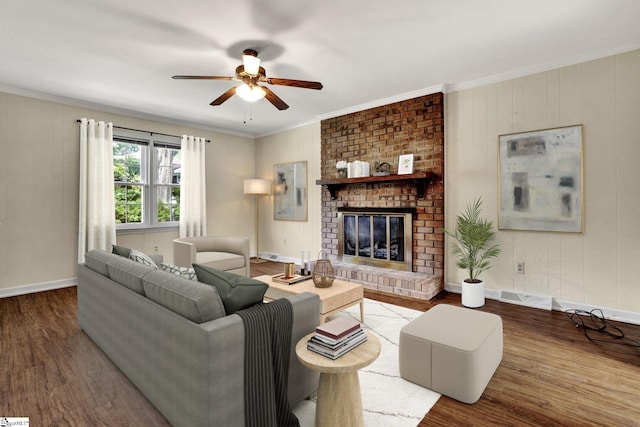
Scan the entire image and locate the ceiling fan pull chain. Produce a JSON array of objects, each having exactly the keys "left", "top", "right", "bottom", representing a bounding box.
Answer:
[{"left": 243, "top": 101, "right": 254, "bottom": 124}]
